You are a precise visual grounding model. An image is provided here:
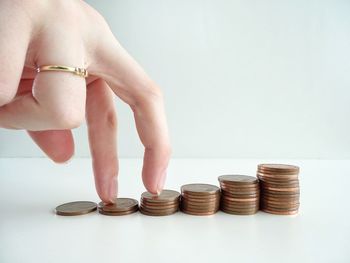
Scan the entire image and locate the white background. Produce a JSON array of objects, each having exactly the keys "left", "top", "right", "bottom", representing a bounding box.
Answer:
[{"left": 1, "top": 0, "right": 349, "bottom": 158}]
